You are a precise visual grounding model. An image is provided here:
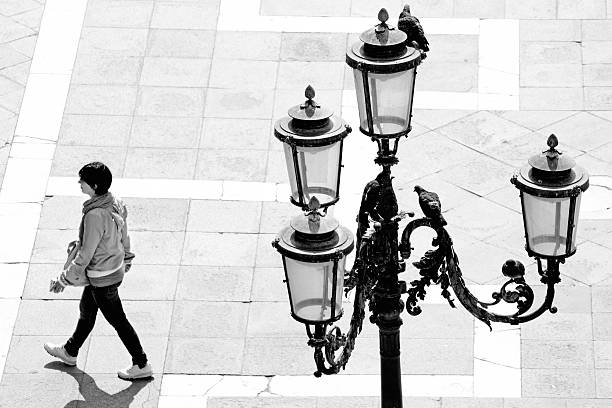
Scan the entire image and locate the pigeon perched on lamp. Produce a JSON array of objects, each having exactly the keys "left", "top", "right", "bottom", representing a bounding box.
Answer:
[
  {"left": 414, "top": 185, "right": 446, "bottom": 226},
  {"left": 398, "top": 4, "right": 430, "bottom": 54}
]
